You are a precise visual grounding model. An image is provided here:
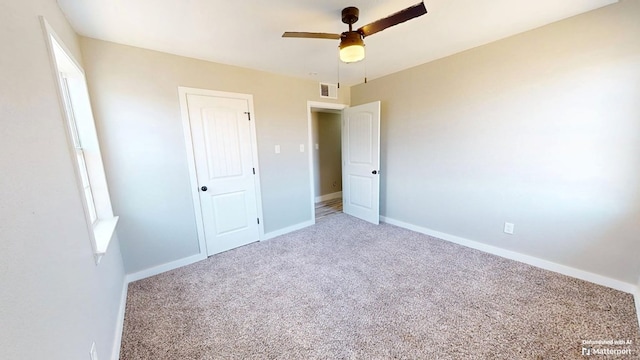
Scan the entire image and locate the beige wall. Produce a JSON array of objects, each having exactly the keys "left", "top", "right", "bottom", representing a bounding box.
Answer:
[
  {"left": 79, "top": 38, "right": 350, "bottom": 273},
  {"left": 351, "top": 0, "right": 640, "bottom": 283},
  {"left": 0, "top": 1, "right": 125, "bottom": 359},
  {"left": 312, "top": 111, "right": 343, "bottom": 198}
]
